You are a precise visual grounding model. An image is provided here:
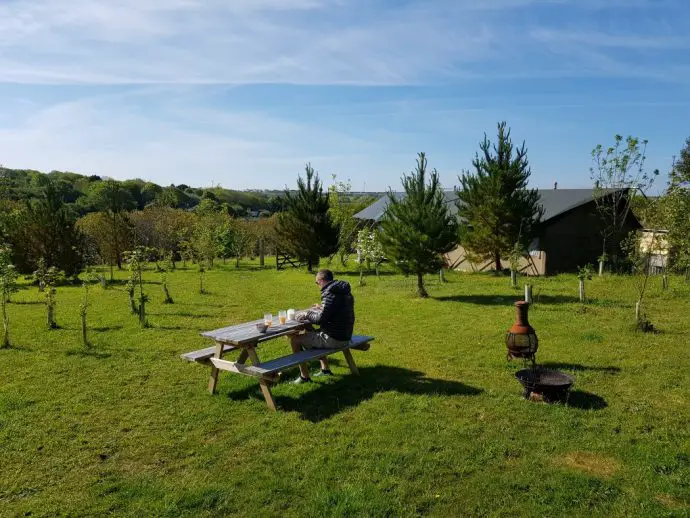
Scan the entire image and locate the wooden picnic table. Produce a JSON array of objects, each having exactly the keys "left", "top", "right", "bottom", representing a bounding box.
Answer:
[
  {"left": 185, "top": 313, "right": 374, "bottom": 411},
  {"left": 199, "top": 316, "right": 307, "bottom": 409}
]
